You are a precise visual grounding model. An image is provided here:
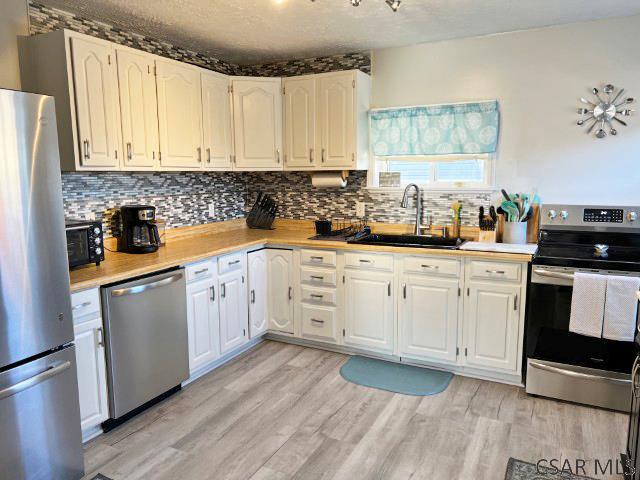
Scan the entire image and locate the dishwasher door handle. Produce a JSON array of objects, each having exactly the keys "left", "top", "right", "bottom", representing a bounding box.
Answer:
[{"left": 111, "top": 273, "right": 183, "bottom": 297}]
